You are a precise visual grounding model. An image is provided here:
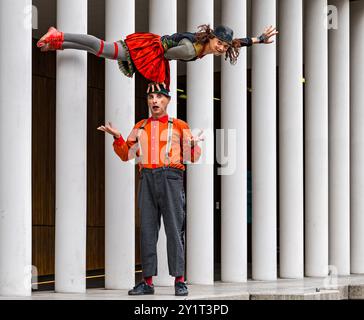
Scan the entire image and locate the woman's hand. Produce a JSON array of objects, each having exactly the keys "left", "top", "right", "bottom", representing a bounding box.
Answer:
[
  {"left": 97, "top": 121, "right": 121, "bottom": 138},
  {"left": 258, "top": 25, "right": 279, "bottom": 44},
  {"left": 146, "top": 82, "right": 166, "bottom": 94}
]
